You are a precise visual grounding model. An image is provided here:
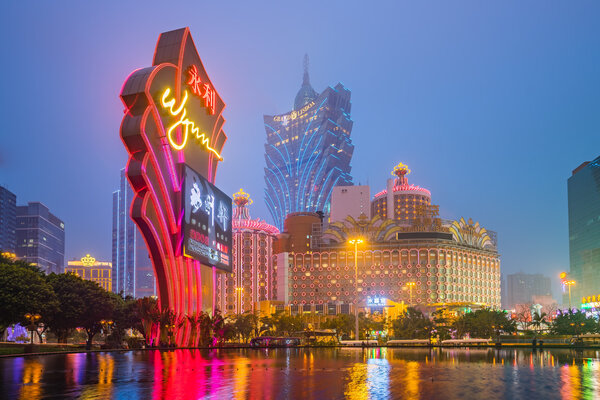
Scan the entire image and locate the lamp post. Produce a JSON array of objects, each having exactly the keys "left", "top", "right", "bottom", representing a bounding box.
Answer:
[
  {"left": 100, "top": 319, "right": 114, "bottom": 345},
  {"left": 560, "top": 272, "right": 576, "bottom": 310},
  {"left": 348, "top": 238, "right": 364, "bottom": 341},
  {"left": 406, "top": 282, "right": 416, "bottom": 305},
  {"left": 24, "top": 313, "right": 41, "bottom": 344},
  {"left": 235, "top": 287, "right": 244, "bottom": 315},
  {"left": 565, "top": 280, "right": 575, "bottom": 310}
]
